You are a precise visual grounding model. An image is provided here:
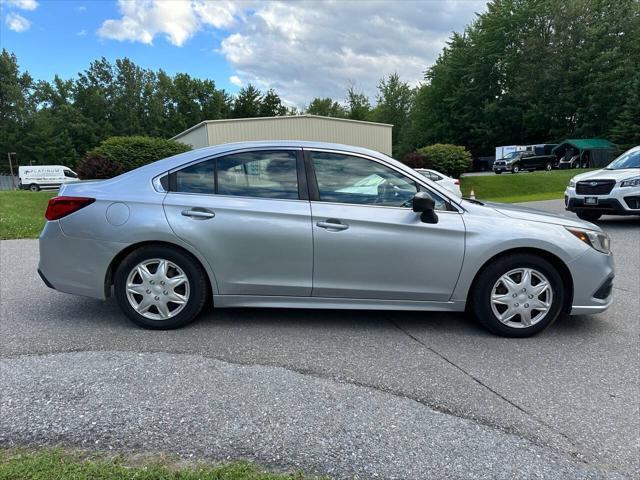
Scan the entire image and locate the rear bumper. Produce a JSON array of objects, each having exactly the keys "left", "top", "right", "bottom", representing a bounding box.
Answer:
[{"left": 38, "top": 221, "right": 126, "bottom": 300}]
